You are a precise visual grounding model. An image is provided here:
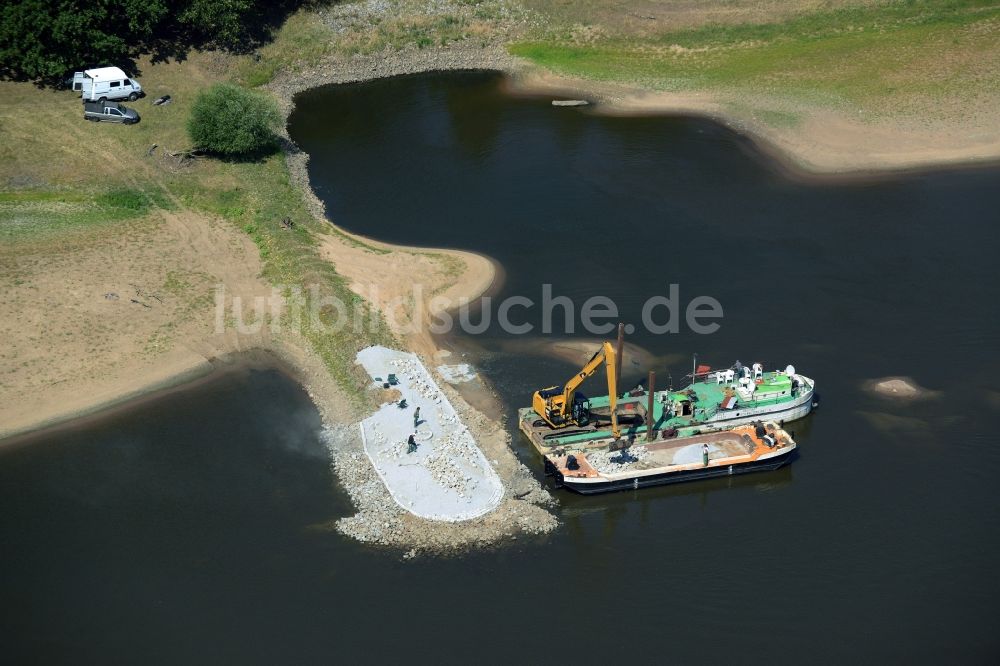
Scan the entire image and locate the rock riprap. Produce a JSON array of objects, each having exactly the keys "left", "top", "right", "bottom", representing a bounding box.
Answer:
[{"left": 356, "top": 346, "right": 504, "bottom": 521}]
